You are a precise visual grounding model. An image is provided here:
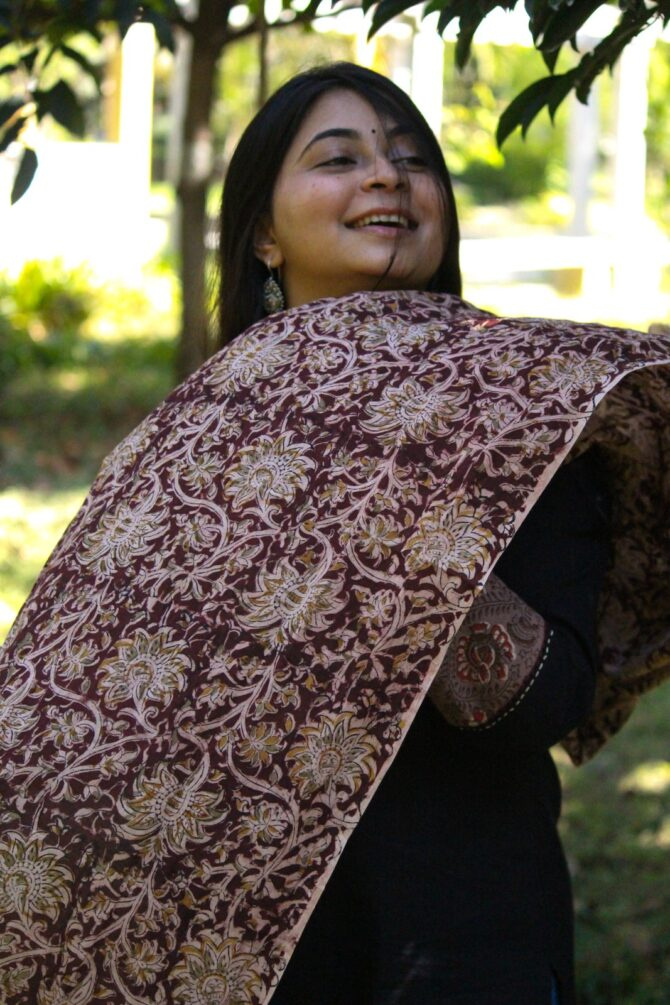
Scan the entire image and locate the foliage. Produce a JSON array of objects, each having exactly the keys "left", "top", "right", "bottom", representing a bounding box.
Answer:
[
  {"left": 0, "top": 0, "right": 333, "bottom": 204},
  {"left": 0, "top": 258, "right": 93, "bottom": 365},
  {"left": 364, "top": 0, "right": 670, "bottom": 144},
  {"left": 0, "top": 253, "right": 177, "bottom": 375},
  {"left": 442, "top": 44, "right": 568, "bottom": 205},
  {"left": 0, "top": 330, "right": 174, "bottom": 491},
  {"left": 645, "top": 40, "right": 670, "bottom": 231},
  {"left": 0, "top": 1, "right": 179, "bottom": 200}
]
